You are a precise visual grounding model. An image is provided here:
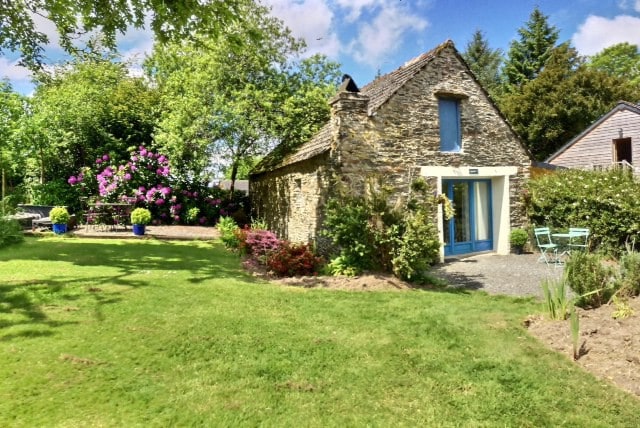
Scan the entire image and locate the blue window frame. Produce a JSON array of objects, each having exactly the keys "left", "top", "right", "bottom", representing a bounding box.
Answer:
[{"left": 438, "top": 98, "right": 461, "bottom": 152}]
